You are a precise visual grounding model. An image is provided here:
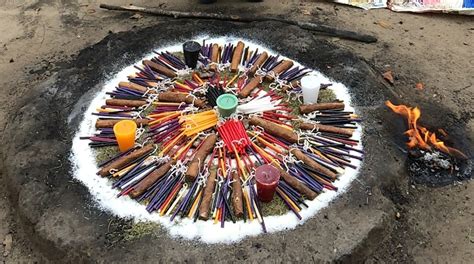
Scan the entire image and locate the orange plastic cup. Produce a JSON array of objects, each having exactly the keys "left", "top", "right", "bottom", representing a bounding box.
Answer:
[{"left": 113, "top": 120, "right": 137, "bottom": 152}]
